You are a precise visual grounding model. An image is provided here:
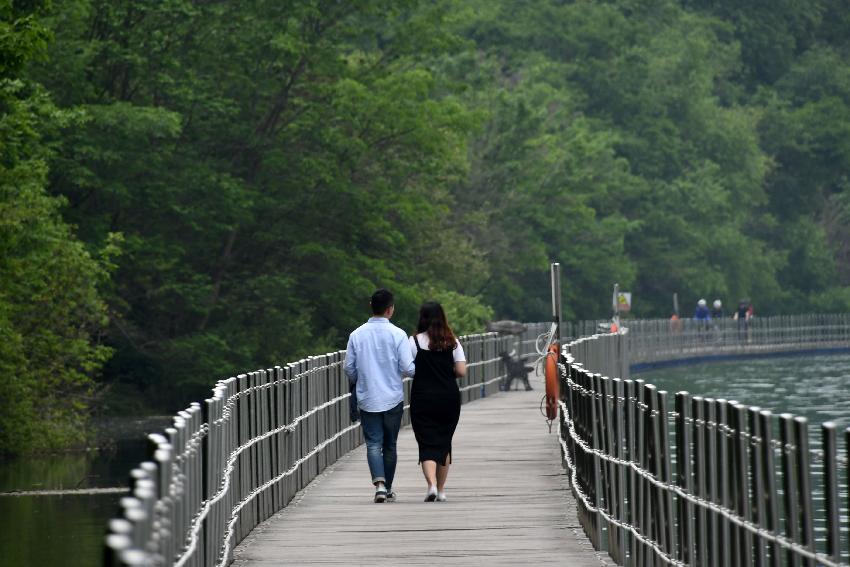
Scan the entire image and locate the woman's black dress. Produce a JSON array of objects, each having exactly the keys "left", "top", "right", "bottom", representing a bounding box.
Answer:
[{"left": 410, "top": 336, "right": 461, "bottom": 465}]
